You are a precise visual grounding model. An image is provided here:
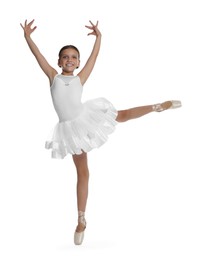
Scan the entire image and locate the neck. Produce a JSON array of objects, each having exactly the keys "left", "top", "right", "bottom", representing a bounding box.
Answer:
[{"left": 61, "top": 71, "right": 74, "bottom": 76}]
